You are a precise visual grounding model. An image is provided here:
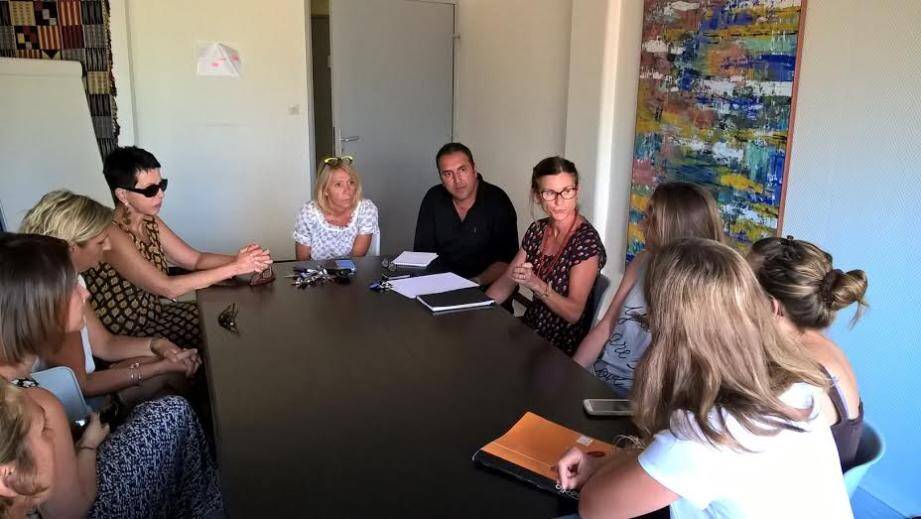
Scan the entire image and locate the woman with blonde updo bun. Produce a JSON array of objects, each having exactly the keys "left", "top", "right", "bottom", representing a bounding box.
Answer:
[{"left": 748, "top": 236, "right": 868, "bottom": 470}]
